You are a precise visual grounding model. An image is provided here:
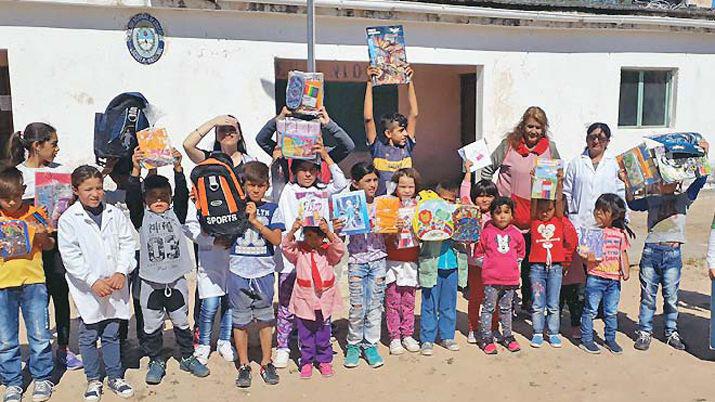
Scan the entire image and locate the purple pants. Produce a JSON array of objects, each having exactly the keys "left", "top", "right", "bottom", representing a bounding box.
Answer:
[
  {"left": 296, "top": 311, "right": 333, "bottom": 366},
  {"left": 276, "top": 271, "right": 296, "bottom": 350},
  {"left": 385, "top": 282, "right": 416, "bottom": 340}
]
